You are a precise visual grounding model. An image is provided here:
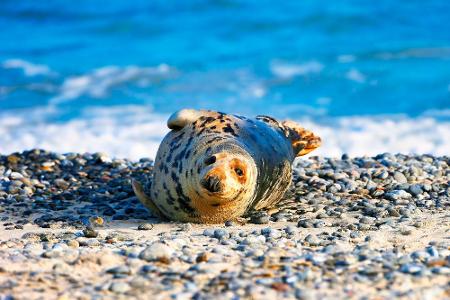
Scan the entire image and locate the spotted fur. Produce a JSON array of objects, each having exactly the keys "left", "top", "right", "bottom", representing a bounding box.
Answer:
[{"left": 133, "top": 109, "right": 321, "bottom": 223}]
